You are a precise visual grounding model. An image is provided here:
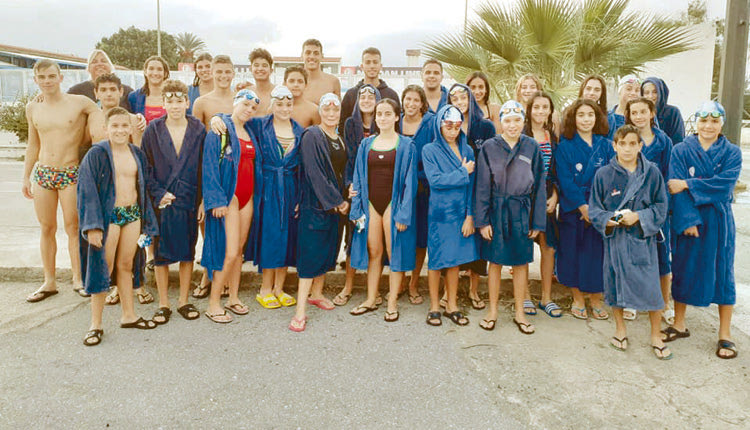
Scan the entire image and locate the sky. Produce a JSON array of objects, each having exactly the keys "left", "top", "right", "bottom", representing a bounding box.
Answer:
[{"left": 0, "top": 0, "right": 727, "bottom": 67}]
